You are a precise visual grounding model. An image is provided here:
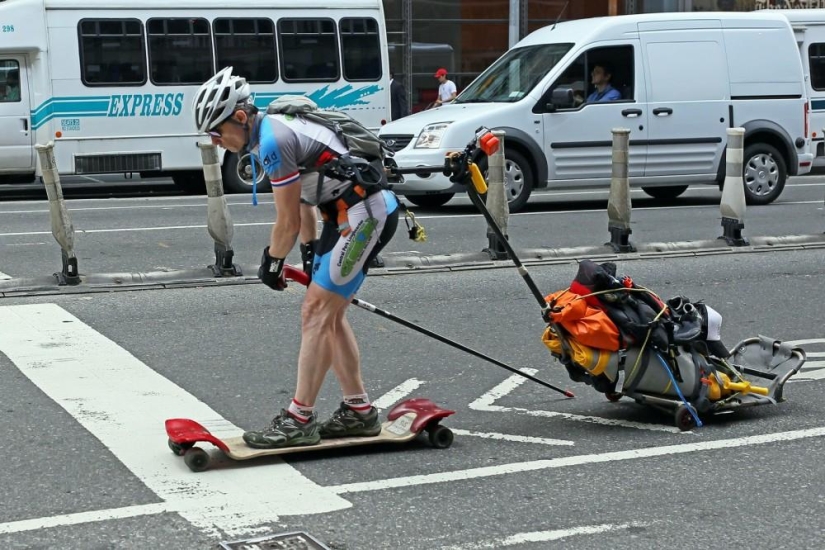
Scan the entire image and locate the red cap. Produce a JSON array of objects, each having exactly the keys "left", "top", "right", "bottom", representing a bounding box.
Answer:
[{"left": 434, "top": 68, "right": 448, "bottom": 78}]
